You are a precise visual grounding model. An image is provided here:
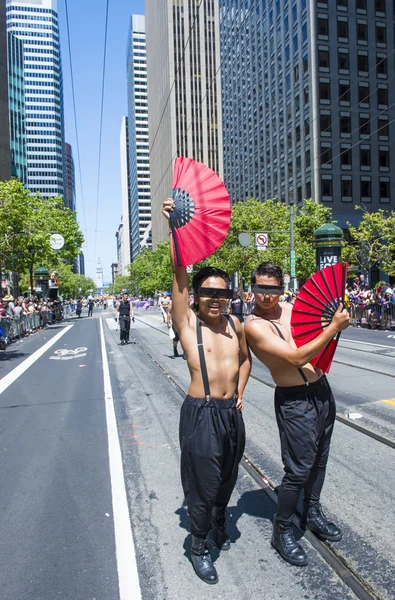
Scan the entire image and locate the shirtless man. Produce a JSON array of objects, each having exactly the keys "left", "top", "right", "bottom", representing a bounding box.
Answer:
[
  {"left": 245, "top": 262, "right": 350, "bottom": 567},
  {"left": 162, "top": 198, "right": 251, "bottom": 585}
]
